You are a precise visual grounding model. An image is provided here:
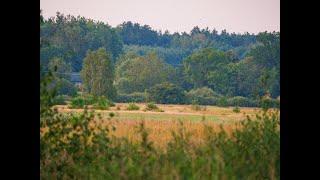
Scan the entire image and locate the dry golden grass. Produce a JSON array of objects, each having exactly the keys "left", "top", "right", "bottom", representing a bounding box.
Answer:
[
  {"left": 101, "top": 119, "right": 240, "bottom": 149},
  {"left": 53, "top": 103, "right": 275, "bottom": 148}
]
